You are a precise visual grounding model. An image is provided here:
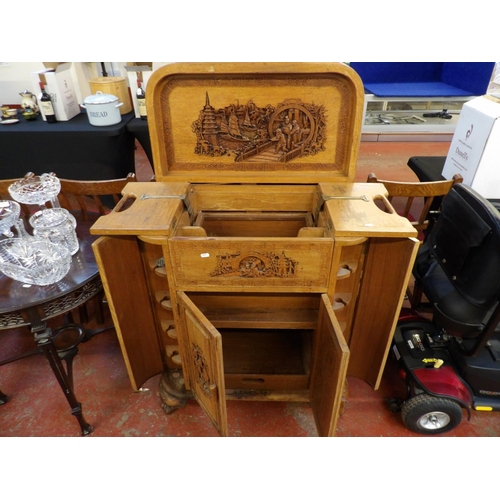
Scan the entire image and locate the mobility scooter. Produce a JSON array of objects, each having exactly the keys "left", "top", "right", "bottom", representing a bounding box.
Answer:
[{"left": 392, "top": 183, "right": 500, "bottom": 434}]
